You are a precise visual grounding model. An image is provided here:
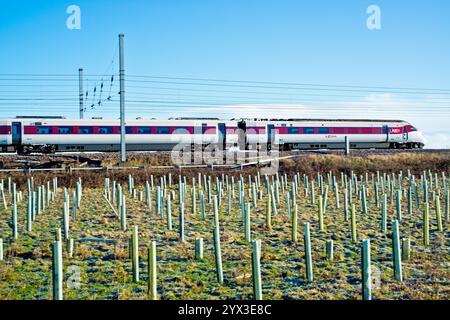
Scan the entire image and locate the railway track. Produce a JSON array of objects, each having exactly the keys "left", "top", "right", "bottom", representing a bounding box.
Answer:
[
  {"left": 0, "top": 149, "right": 448, "bottom": 172},
  {"left": 287, "top": 148, "right": 450, "bottom": 156}
]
